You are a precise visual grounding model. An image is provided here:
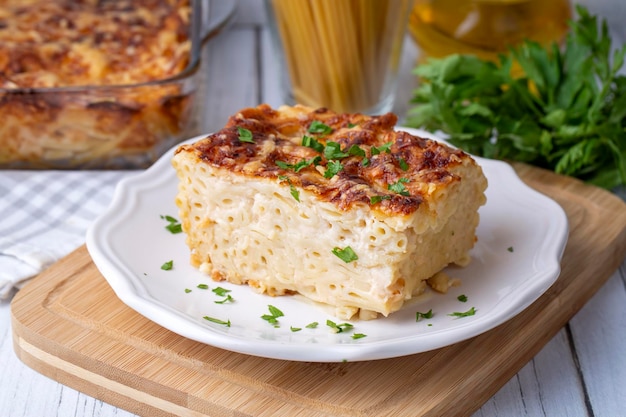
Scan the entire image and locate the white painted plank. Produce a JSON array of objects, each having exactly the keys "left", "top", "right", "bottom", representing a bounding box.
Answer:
[
  {"left": 200, "top": 27, "right": 261, "bottom": 133},
  {"left": 474, "top": 327, "right": 589, "bottom": 417},
  {"left": 0, "top": 301, "right": 136, "bottom": 417},
  {"left": 260, "top": 27, "right": 283, "bottom": 108},
  {"left": 569, "top": 266, "right": 626, "bottom": 417}
]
